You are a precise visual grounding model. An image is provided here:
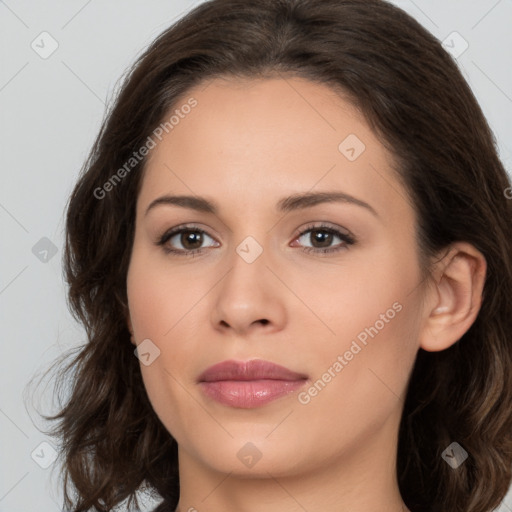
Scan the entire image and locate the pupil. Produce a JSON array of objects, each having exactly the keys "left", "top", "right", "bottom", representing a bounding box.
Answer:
[
  {"left": 183, "top": 231, "right": 202, "bottom": 249},
  {"left": 313, "top": 230, "right": 332, "bottom": 248}
]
